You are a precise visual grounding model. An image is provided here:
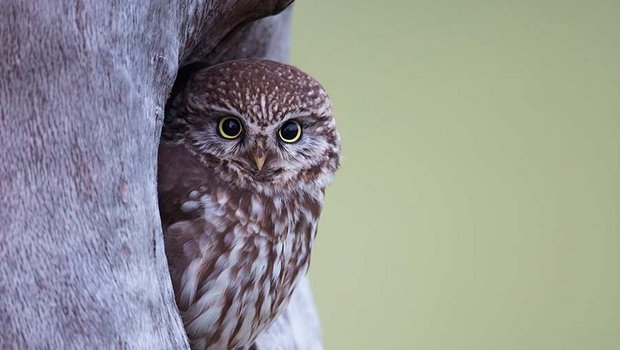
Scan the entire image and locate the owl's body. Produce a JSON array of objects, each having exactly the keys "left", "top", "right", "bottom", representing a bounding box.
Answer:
[{"left": 158, "top": 60, "right": 339, "bottom": 349}]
